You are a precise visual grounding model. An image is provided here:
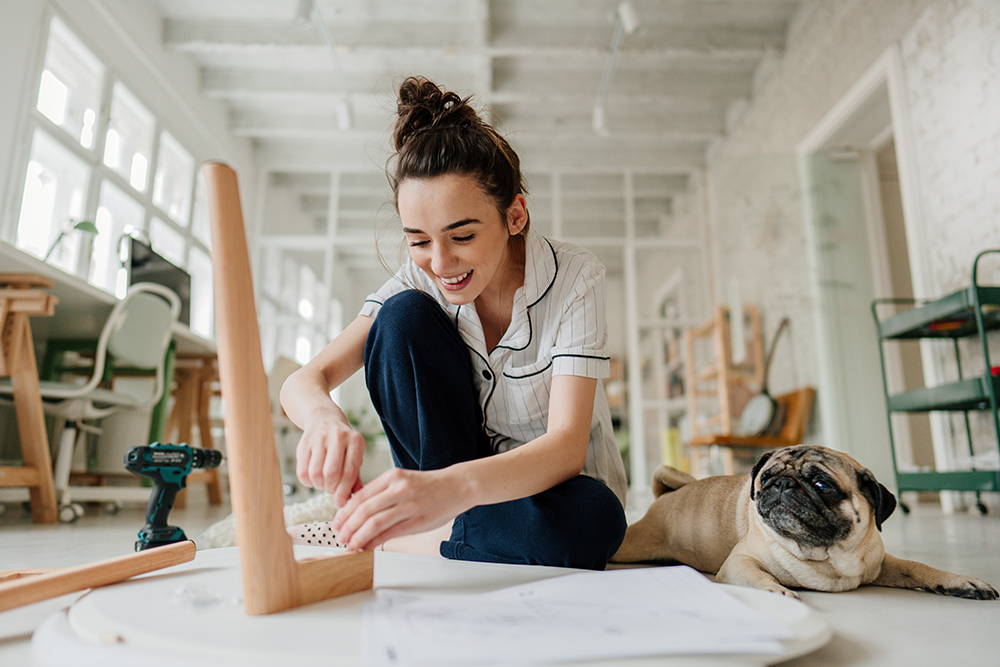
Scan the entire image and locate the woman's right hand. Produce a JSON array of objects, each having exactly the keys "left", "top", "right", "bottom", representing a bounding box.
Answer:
[{"left": 295, "top": 414, "right": 366, "bottom": 507}]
